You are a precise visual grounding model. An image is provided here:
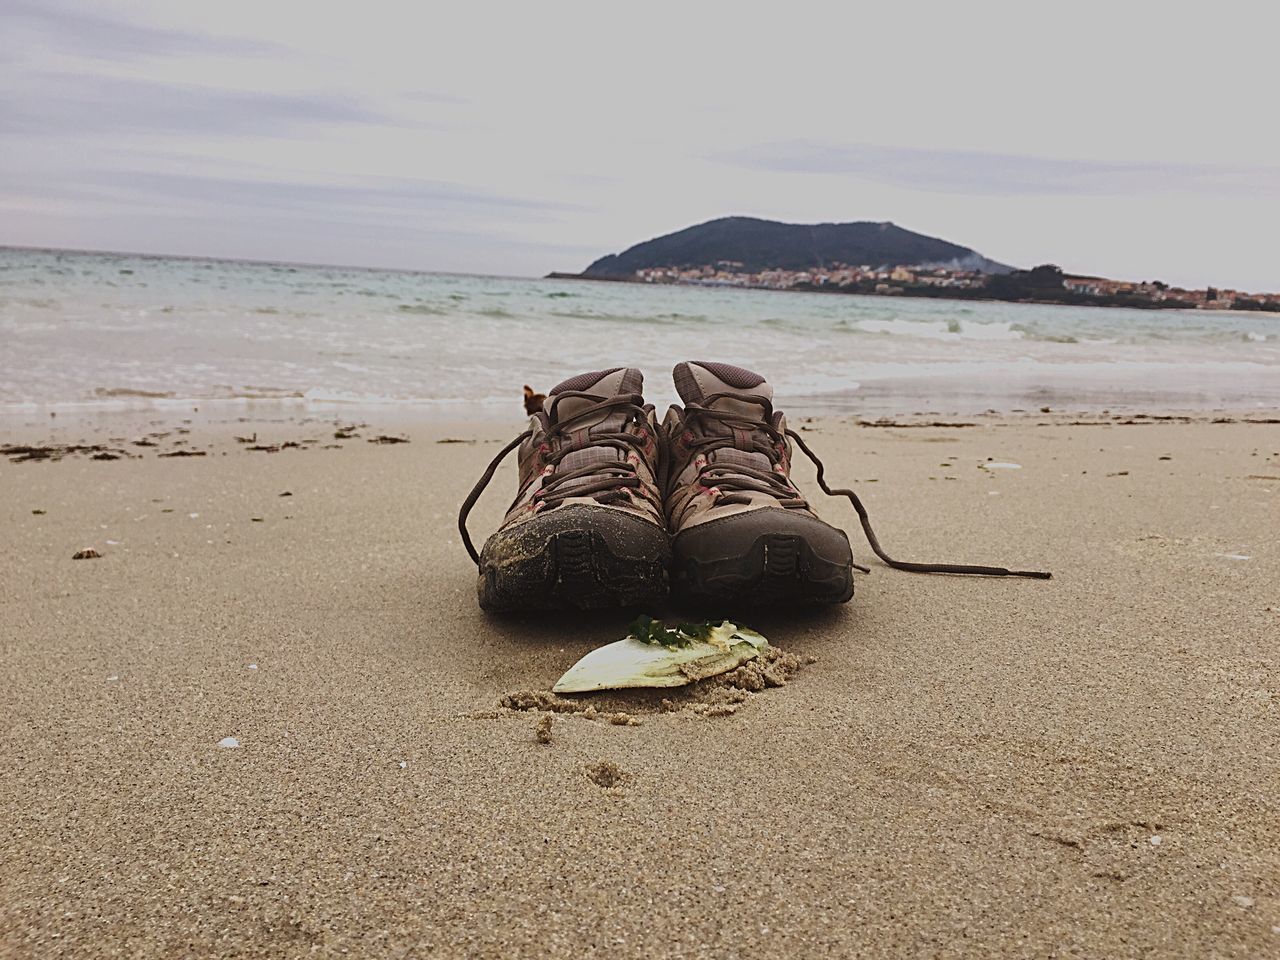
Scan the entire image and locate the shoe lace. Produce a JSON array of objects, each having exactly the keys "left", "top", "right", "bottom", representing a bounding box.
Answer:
[
  {"left": 682, "top": 394, "right": 809, "bottom": 509},
  {"left": 457, "top": 390, "right": 649, "bottom": 565},
  {"left": 684, "top": 393, "right": 1051, "bottom": 580}
]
